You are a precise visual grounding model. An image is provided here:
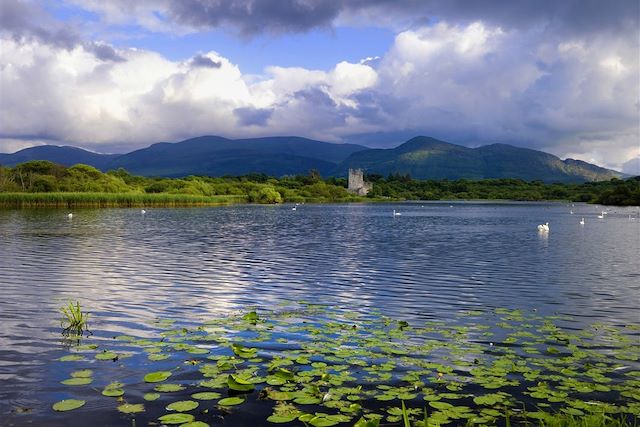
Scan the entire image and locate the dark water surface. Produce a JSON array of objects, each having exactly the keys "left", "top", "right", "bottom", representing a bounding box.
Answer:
[{"left": 1, "top": 202, "right": 639, "bottom": 426}]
